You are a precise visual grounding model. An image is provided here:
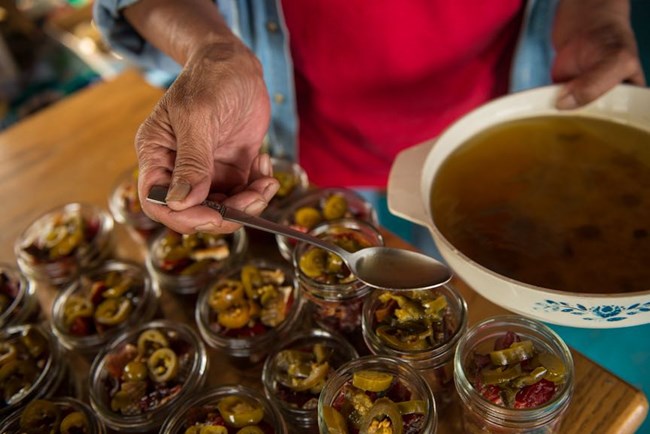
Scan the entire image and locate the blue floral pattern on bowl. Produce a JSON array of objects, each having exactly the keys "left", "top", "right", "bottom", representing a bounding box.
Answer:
[{"left": 533, "top": 300, "right": 650, "bottom": 322}]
